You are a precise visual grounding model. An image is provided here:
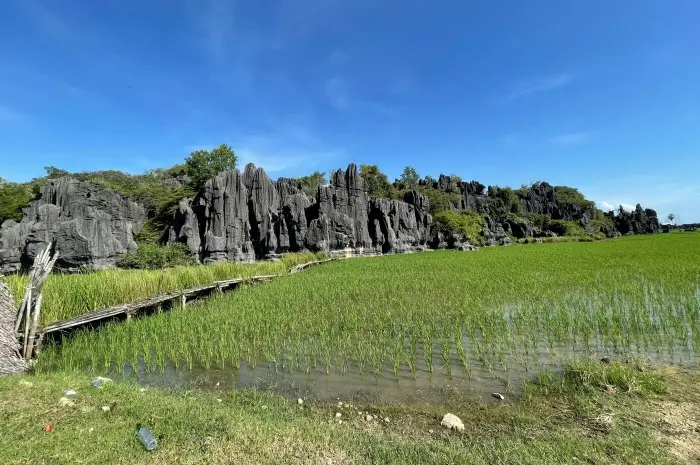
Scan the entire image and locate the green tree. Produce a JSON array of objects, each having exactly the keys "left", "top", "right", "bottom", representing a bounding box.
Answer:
[
  {"left": 449, "top": 173, "right": 463, "bottom": 184},
  {"left": 399, "top": 166, "right": 420, "bottom": 190},
  {"left": 298, "top": 171, "right": 327, "bottom": 197},
  {"left": 0, "top": 179, "right": 33, "bottom": 224},
  {"left": 360, "top": 164, "right": 393, "bottom": 199},
  {"left": 44, "top": 166, "right": 71, "bottom": 179},
  {"left": 184, "top": 144, "right": 237, "bottom": 189}
]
